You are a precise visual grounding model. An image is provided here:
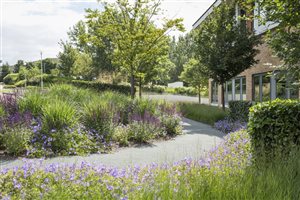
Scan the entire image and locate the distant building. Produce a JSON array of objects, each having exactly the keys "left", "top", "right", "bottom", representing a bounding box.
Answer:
[
  {"left": 193, "top": 0, "right": 300, "bottom": 106},
  {"left": 168, "top": 82, "right": 183, "bottom": 88}
]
